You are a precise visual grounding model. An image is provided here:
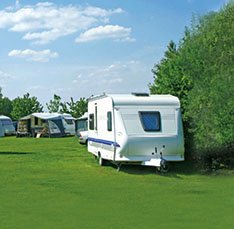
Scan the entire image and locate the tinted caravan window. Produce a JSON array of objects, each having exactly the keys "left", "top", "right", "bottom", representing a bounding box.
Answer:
[
  {"left": 34, "top": 117, "right": 39, "bottom": 125},
  {"left": 89, "top": 114, "right": 94, "bottom": 130},
  {"left": 1, "top": 119, "right": 12, "bottom": 126},
  {"left": 107, "top": 111, "right": 112, "bottom": 131},
  {"left": 139, "top": 112, "right": 161, "bottom": 132}
]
